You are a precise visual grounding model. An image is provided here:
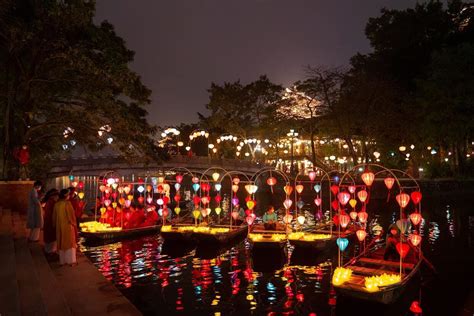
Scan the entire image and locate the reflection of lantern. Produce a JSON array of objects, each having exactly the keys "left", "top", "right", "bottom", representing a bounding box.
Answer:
[
  {"left": 384, "top": 177, "right": 395, "bottom": 190},
  {"left": 284, "top": 185, "right": 293, "bottom": 196},
  {"left": 411, "top": 191, "right": 422, "bottom": 205},
  {"left": 283, "top": 199, "right": 293, "bottom": 209},
  {"left": 283, "top": 214, "right": 293, "bottom": 224},
  {"left": 349, "top": 199, "right": 357, "bottom": 208},
  {"left": 266, "top": 177, "right": 277, "bottom": 186},
  {"left": 339, "top": 214, "right": 350, "bottom": 228},
  {"left": 409, "top": 233, "right": 422, "bottom": 246},
  {"left": 337, "top": 192, "right": 350, "bottom": 206},
  {"left": 349, "top": 211, "right": 358, "bottom": 220},
  {"left": 314, "top": 198, "right": 322, "bottom": 206},
  {"left": 308, "top": 171, "right": 317, "bottom": 181},
  {"left": 336, "top": 238, "right": 349, "bottom": 251},
  {"left": 396, "top": 193, "right": 410, "bottom": 208},
  {"left": 357, "top": 190, "right": 368, "bottom": 203},
  {"left": 295, "top": 184, "right": 304, "bottom": 194},
  {"left": 297, "top": 215, "right": 306, "bottom": 225},
  {"left": 212, "top": 172, "right": 220, "bottom": 182},
  {"left": 348, "top": 185, "right": 356, "bottom": 194},
  {"left": 361, "top": 171, "right": 375, "bottom": 187},
  {"left": 409, "top": 212, "right": 422, "bottom": 226},
  {"left": 396, "top": 242, "right": 410, "bottom": 258},
  {"left": 356, "top": 229, "right": 367, "bottom": 242},
  {"left": 358, "top": 211, "right": 368, "bottom": 223}
]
